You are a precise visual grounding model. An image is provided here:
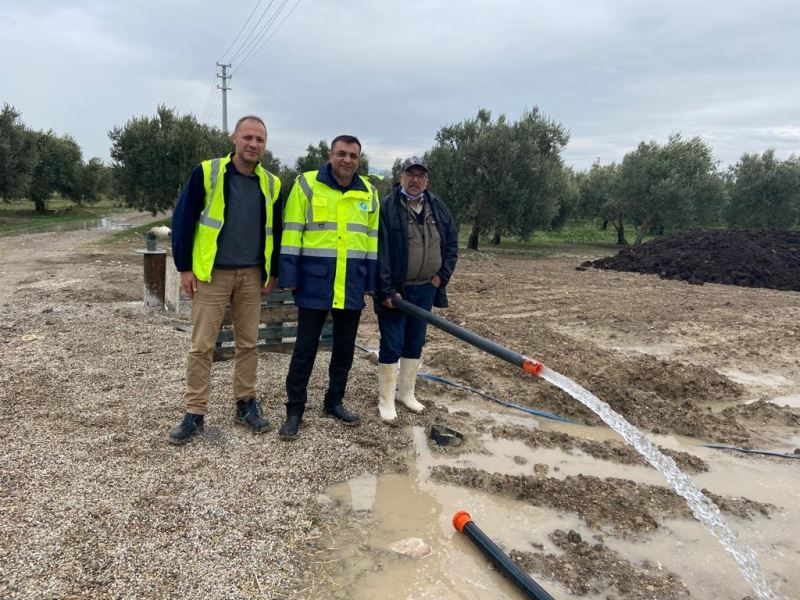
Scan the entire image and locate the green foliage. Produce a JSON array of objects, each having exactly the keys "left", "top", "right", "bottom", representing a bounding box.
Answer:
[
  {"left": 294, "top": 140, "right": 330, "bottom": 173},
  {"left": 109, "top": 105, "right": 235, "bottom": 214},
  {"left": 726, "top": 150, "right": 800, "bottom": 228},
  {"left": 617, "top": 134, "right": 725, "bottom": 244},
  {"left": 0, "top": 104, "right": 39, "bottom": 201},
  {"left": 74, "top": 157, "right": 112, "bottom": 204},
  {"left": 367, "top": 173, "right": 391, "bottom": 199},
  {"left": 426, "top": 108, "right": 570, "bottom": 249},
  {"left": 547, "top": 167, "right": 580, "bottom": 231},
  {"left": 576, "top": 162, "right": 627, "bottom": 244},
  {"left": 390, "top": 158, "right": 403, "bottom": 184},
  {"left": 29, "top": 131, "right": 83, "bottom": 212}
]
